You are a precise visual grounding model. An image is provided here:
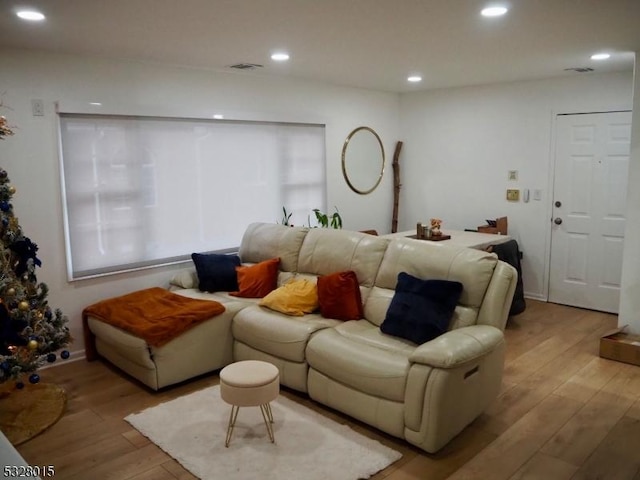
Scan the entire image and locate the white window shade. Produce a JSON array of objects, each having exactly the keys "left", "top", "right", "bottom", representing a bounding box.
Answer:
[{"left": 59, "top": 114, "right": 326, "bottom": 280}]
